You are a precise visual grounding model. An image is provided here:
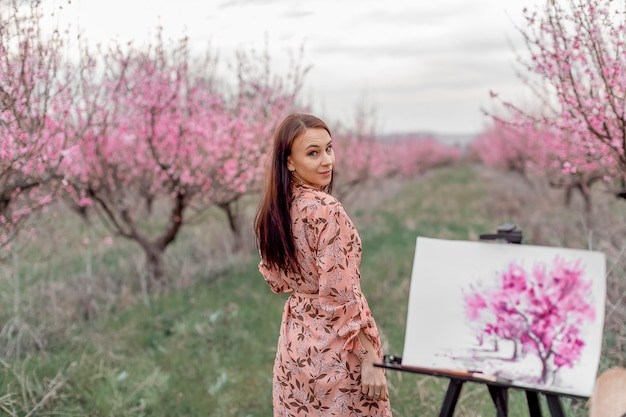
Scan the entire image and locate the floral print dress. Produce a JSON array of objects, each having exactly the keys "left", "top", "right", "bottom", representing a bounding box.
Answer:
[{"left": 259, "top": 183, "right": 392, "bottom": 417}]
